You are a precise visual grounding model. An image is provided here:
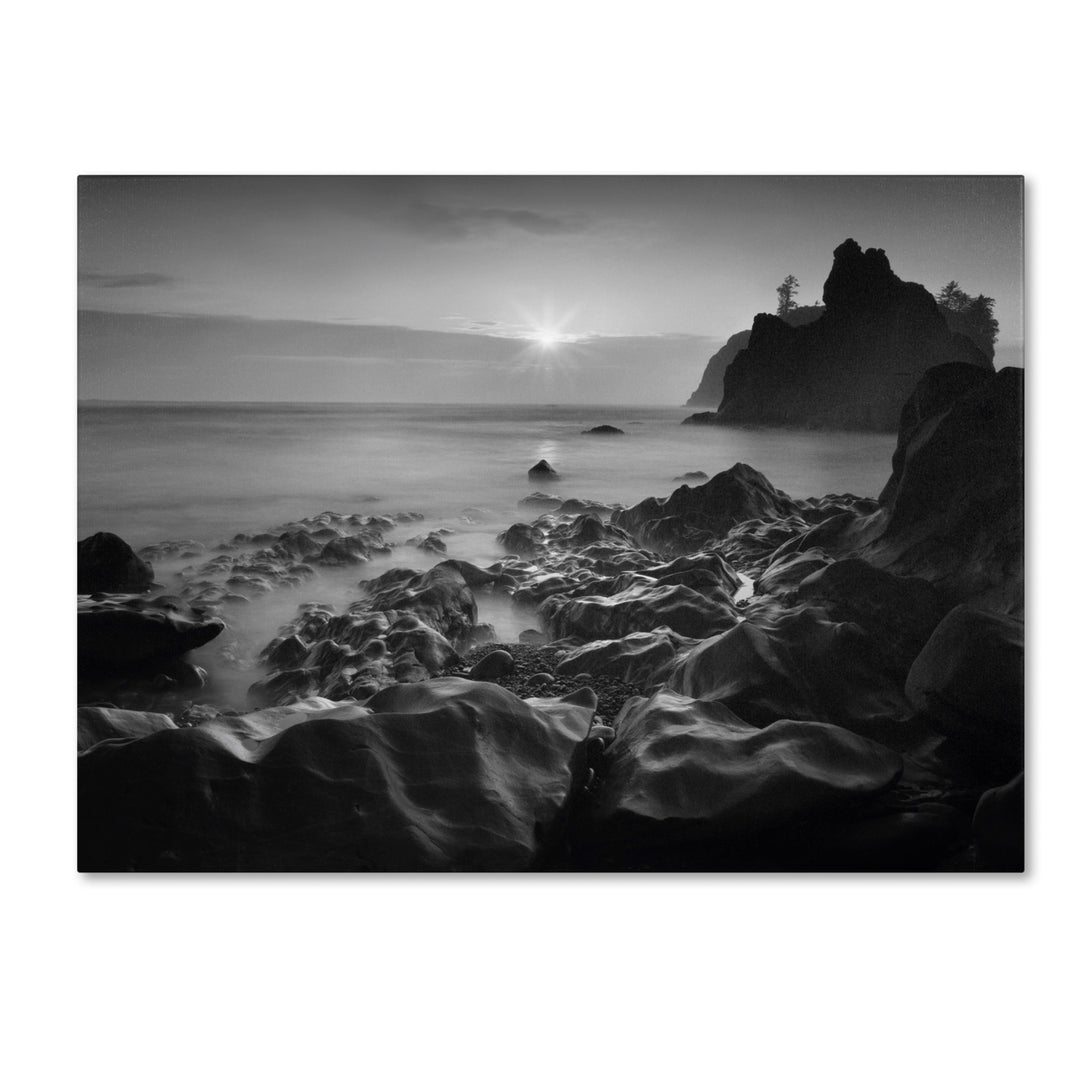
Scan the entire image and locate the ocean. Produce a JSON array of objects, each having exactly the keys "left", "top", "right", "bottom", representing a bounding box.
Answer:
[{"left": 78, "top": 402, "right": 898, "bottom": 705}]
